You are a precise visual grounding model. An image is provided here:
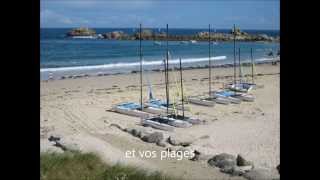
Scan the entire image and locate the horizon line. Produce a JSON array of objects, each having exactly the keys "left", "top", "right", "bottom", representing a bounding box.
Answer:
[{"left": 40, "top": 27, "right": 280, "bottom": 31}]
